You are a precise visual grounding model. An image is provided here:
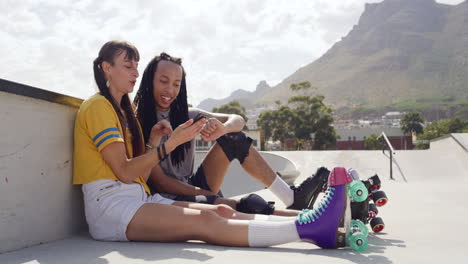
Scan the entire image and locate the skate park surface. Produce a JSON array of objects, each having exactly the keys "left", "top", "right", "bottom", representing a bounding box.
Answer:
[
  {"left": 2, "top": 135, "right": 467, "bottom": 264},
  {"left": 1, "top": 81, "right": 468, "bottom": 263}
]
